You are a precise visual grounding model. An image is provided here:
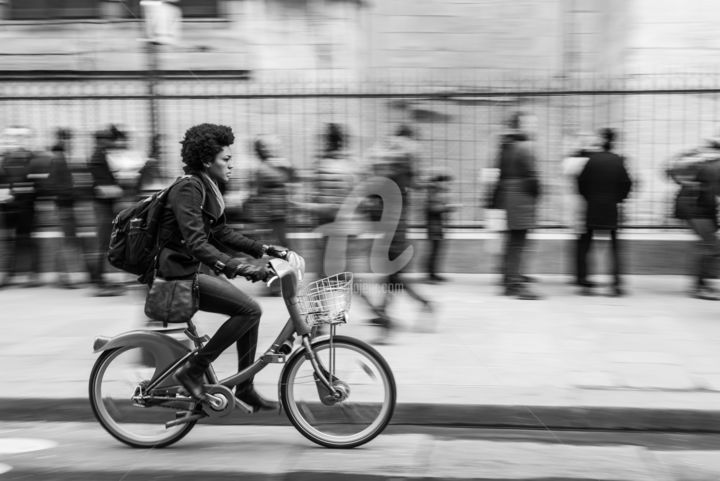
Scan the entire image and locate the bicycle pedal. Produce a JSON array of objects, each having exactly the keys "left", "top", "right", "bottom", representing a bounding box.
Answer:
[{"left": 261, "top": 353, "right": 286, "bottom": 363}]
